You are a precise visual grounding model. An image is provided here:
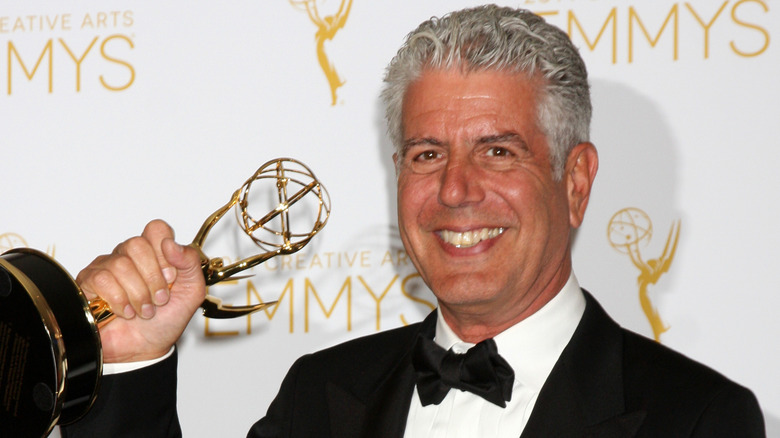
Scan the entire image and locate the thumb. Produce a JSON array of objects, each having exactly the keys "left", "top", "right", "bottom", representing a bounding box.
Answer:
[{"left": 161, "top": 239, "right": 205, "bottom": 290}]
